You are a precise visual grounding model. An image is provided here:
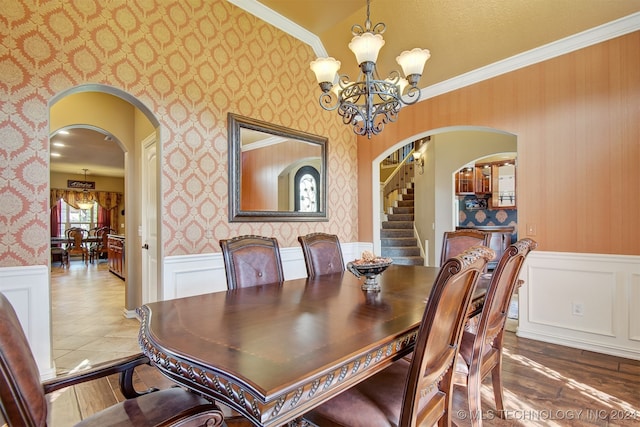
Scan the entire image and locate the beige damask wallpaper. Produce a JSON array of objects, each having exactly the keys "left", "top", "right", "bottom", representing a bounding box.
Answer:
[{"left": 1, "top": 0, "right": 358, "bottom": 266}]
